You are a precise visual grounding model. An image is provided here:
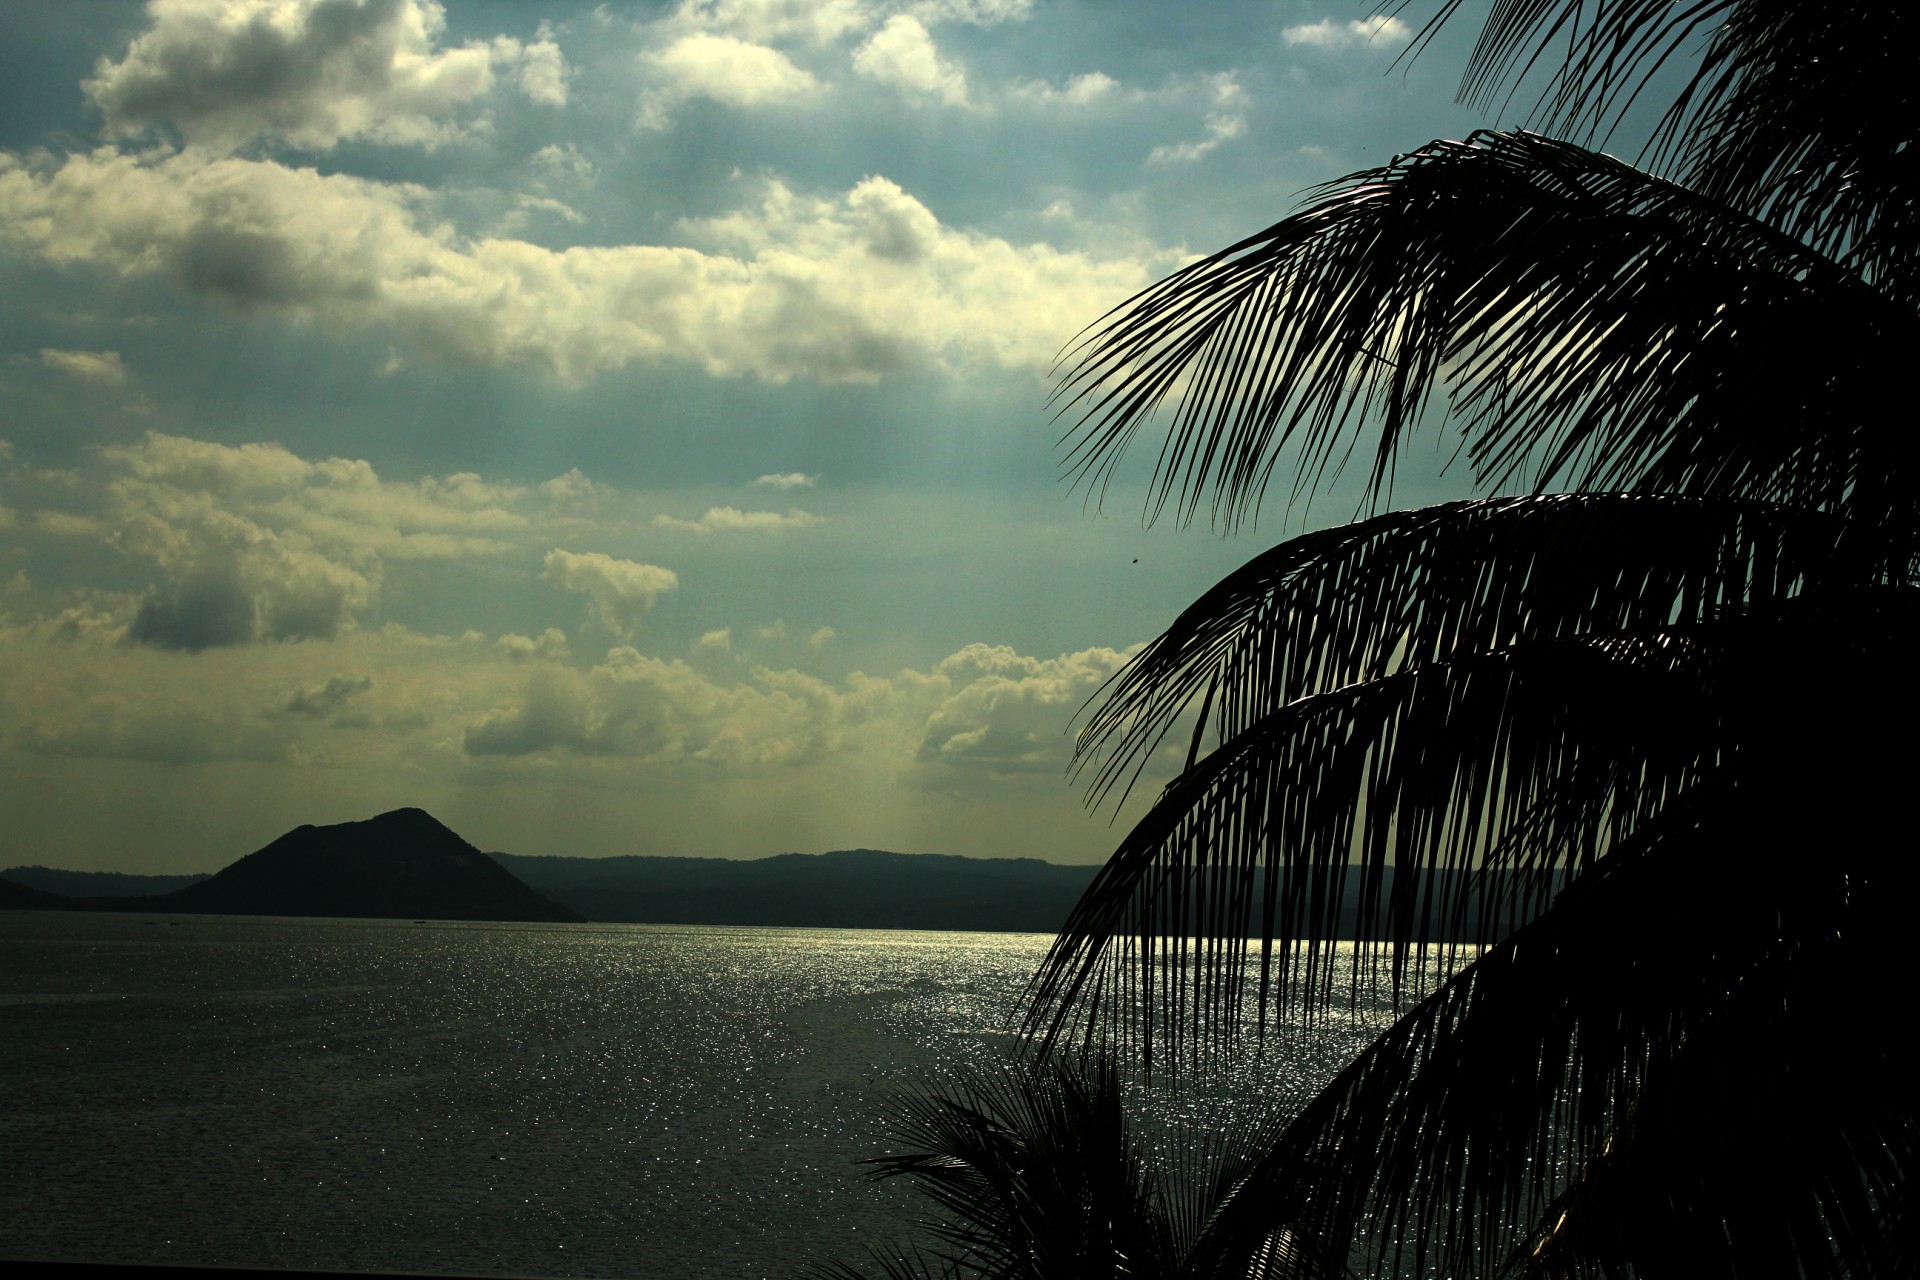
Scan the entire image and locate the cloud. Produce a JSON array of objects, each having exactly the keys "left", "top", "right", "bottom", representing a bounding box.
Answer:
[
  {"left": 516, "top": 23, "right": 569, "bottom": 106},
  {"left": 528, "top": 143, "right": 594, "bottom": 186},
  {"left": 0, "top": 151, "right": 1160, "bottom": 383},
  {"left": 651, "top": 506, "right": 820, "bottom": 533},
  {"left": 917, "top": 642, "right": 1130, "bottom": 771},
  {"left": 83, "top": 0, "right": 569, "bottom": 153},
  {"left": 640, "top": 33, "right": 821, "bottom": 126},
  {"left": 98, "top": 439, "right": 384, "bottom": 649},
  {"left": 457, "top": 638, "right": 1132, "bottom": 777},
  {"left": 0, "top": 575, "right": 1161, "bottom": 857},
  {"left": 275, "top": 673, "right": 373, "bottom": 717},
  {"left": 539, "top": 468, "right": 603, "bottom": 501},
  {"left": 97, "top": 432, "right": 530, "bottom": 563},
  {"left": 695, "top": 627, "right": 732, "bottom": 652},
  {"left": 911, "top": 0, "right": 1033, "bottom": 23},
  {"left": 664, "top": 0, "right": 869, "bottom": 47},
  {"left": 126, "top": 570, "right": 262, "bottom": 651},
  {"left": 3, "top": 432, "right": 608, "bottom": 652},
  {"left": 39, "top": 349, "right": 129, "bottom": 384},
  {"left": 1282, "top": 15, "right": 1411, "bottom": 50},
  {"left": 541, "top": 548, "right": 678, "bottom": 639},
  {"left": 494, "top": 627, "right": 571, "bottom": 662},
  {"left": 1147, "top": 73, "right": 1247, "bottom": 164},
  {"left": 1006, "top": 71, "right": 1118, "bottom": 107},
  {"left": 853, "top": 16, "right": 968, "bottom": 105},
  {"left": 751, "top": 472, "right": 818, "bottom": 490},
  {"left": 806, "top": 625, "right": 836, "bottom": 648}
]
